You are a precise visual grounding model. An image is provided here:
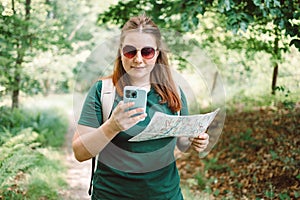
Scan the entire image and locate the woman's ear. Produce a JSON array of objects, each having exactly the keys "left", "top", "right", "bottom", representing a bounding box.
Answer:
[{"left": 156, "top": 50, "right": 160, "bottom": 58}]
